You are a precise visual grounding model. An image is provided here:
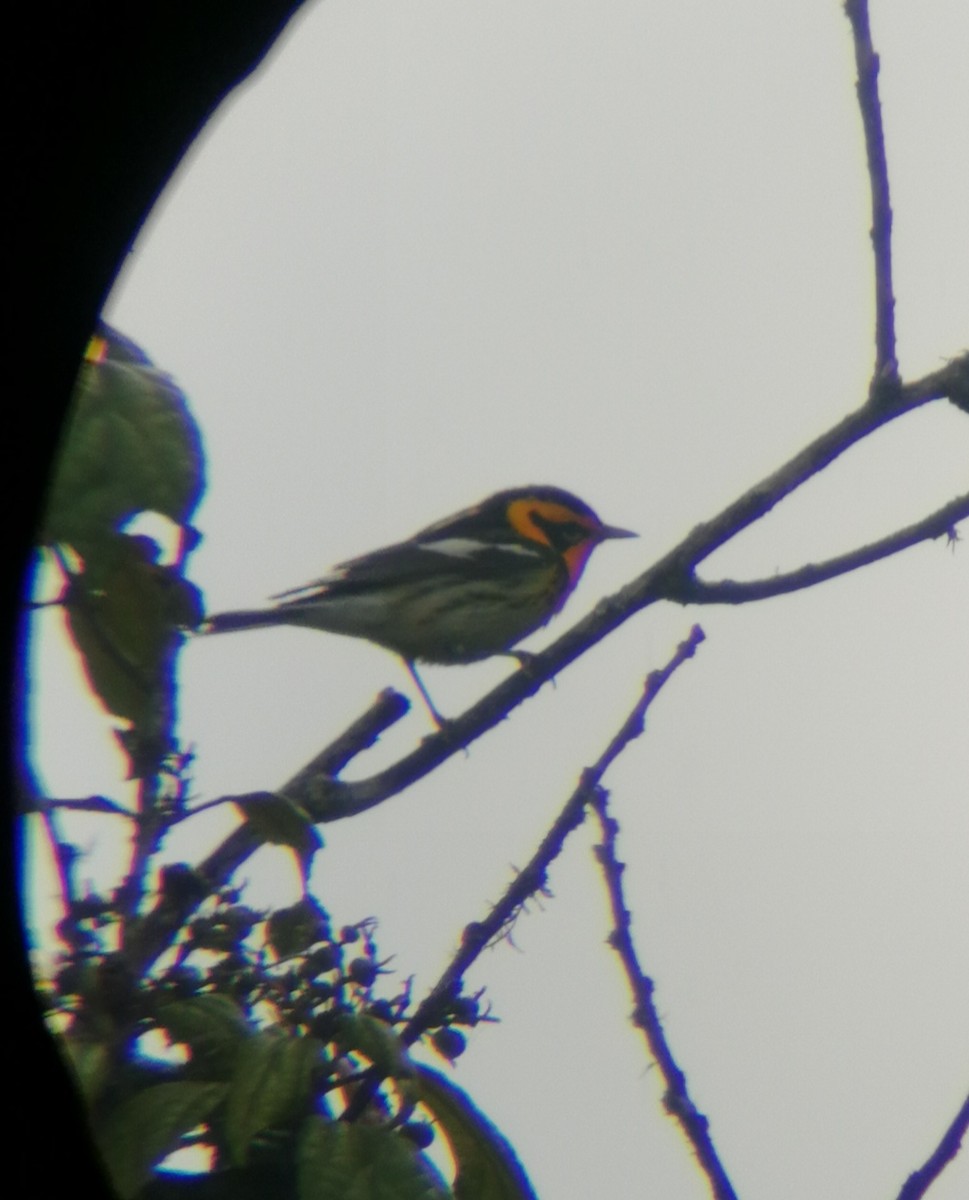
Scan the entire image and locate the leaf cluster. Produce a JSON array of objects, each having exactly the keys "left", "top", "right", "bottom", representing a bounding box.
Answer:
[
  {"left": 39, "top": 325, "right": 205, "bottom": 777},
  {"left": 33, "top": 328, "right": 533, "bottom": 1198},
  {"left": 48, "top": 882, "right": 523, "bottom": 1200}
]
